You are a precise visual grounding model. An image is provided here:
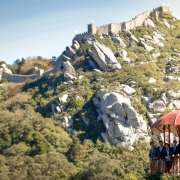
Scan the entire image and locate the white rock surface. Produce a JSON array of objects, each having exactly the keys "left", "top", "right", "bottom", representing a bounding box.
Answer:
[
  {"left": 147, "top": 112, "right": 161, "bottom": 124},
  {"left": 93, "top": 68, "right": 103, "bottom": 74},
  {"left": 148, "top": 77, "right": 156, "bottom": 84},
  {"left": 152, "top": 52, "right": 161, "bottom": 58},
  {"left": 167, "top": 90, "right": 180, "bottom": 99},
  {"left": 93, "top": 90, "right": 149, "bottom": 148},
  {"left": 144, "top": 18, "right": 155, "bottom": 28},
  {"left": 118, "top": 49, "right": 128, "bottom": 59},
  {"left": 89, "top": 41, "right": 122, "bottom": 71},
  {"left": 153, "top": 31, "right": 165, "bottom": 41},
  {"left": 140, "top": 40, "right": 154, "bottom": 52},
  {"left": 122, "top": 84, "right": 136, "bottom": 95},
  {"left": 127, "top": 31, "right": 139, "bottom": 43},
  {"left": 59, "top": 94, "right": 69, "bottom": 103},
  {"left": 168, "top": 100, "right": 180, "bottom": 110},
  {"left": 65, "top": 47, "right": 76, "bottom": 59},
  {"left": 163, "top": 19, "right": 171, "bottom": 29},
  {"left": 62, "top": 61, "right": 77, "bottom": 81},
  {"left": 148, "top": 100, "right": 166, "bottom": 113},
  {"left": 112, "top": 36, "right": 126, "bottom": 47},
  {"left": 116, "top": 49, "right": 131, "bottom": 64},
  {"left": 62, "top": 116, "right": 72, "bottom": 129},
  {"left": 72, "top": 40, "right": 80, "bottom": 50},
  {"left": 0, "top": 64, "right": 12, "bottom": 74},
  {"left": 56, "top": 106, "right": 61, "bottom": 113},
  {"left": 165, "top": 76, "right": 180, "bottom": 82},
  {"left": 141, "top": 96, "right": 152, "bottom": 104},
  {"left": 143, "top": 35, "right": 152, "bottom": 40}
]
